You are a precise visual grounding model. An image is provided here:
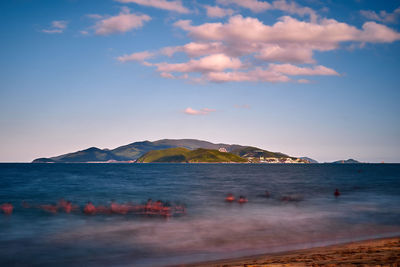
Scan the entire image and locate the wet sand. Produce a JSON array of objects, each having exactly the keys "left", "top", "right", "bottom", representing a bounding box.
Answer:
[{"left": 180, "top": 237, "right": 400, "bottom": 267}]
